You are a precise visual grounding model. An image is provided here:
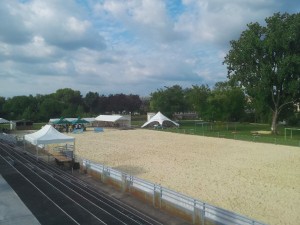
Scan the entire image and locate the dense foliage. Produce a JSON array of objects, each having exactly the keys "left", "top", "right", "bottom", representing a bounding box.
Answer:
[
  {"left": 0, "top": 83, "right": 298, "bottom": 125},
  {"left": 0, "top": 88, "right": 142, "bottom": 122},
  {"left": 224, "top": 12, "right": 300, "bottom": 133},
  {"left": 150, "top": 82, "right": 247, "bottom": 122}
]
